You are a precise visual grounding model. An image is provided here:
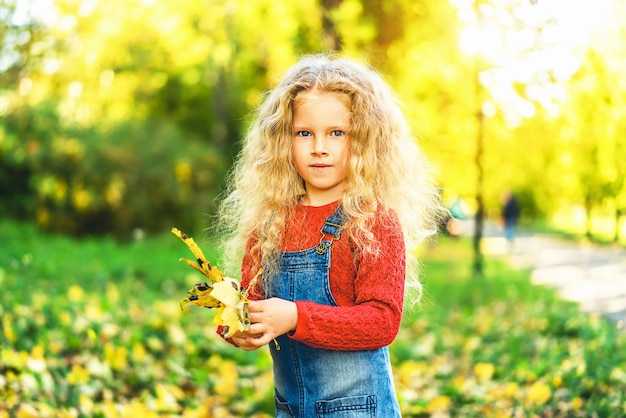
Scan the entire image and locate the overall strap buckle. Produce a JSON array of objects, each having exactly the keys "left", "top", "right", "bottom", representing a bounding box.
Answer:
[{"left": 316, "top": 205, "right": 347, "bottom": 255}]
